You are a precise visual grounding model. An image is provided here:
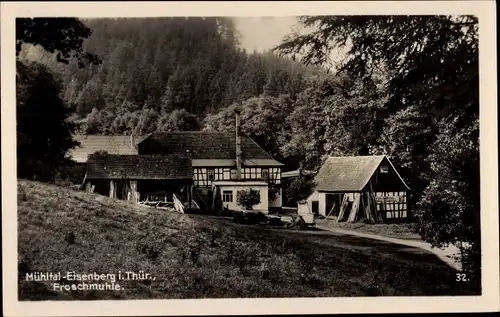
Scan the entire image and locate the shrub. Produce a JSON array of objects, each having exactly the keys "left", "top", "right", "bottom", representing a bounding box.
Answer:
[
  {"left": 237, "top": 189, "right": 260, "bottom": 210},
  {"left": 283, "top": 175, "right": 316, "bottom": 206},
  {"left": 88, "top": 150, "right": 110, "bottom": 160}
]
